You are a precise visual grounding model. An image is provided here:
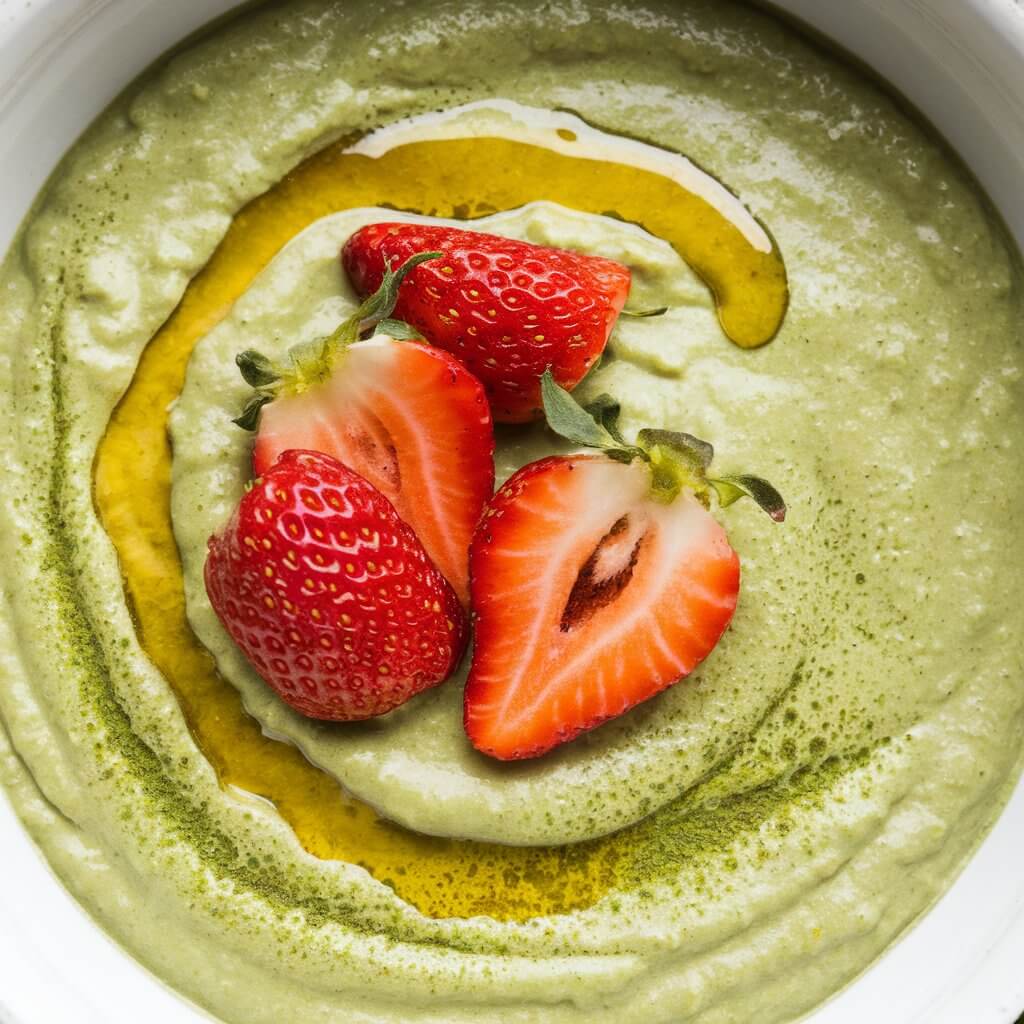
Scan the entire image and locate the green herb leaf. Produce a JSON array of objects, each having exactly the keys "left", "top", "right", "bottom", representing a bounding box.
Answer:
[
  {"left": 541, "top": 369, "right": 620, "bottom": 448},
  {"left": 236, "top": 350, "right": 279, "bottom": 388},
  {"left": 584, "top": 393, "right": 626, "bottom": 444},
  {"left": 709, "top": 474, "right": 787, "bottom": 522},
  {"left": 232, "top": 394, "right": 272, "bottom": 432},
  {"left": 637, "top": 428, "right": 714, "bottom": 471},
  {"left": 374, "top": 318, "right": 424, "bottom": 341}
]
